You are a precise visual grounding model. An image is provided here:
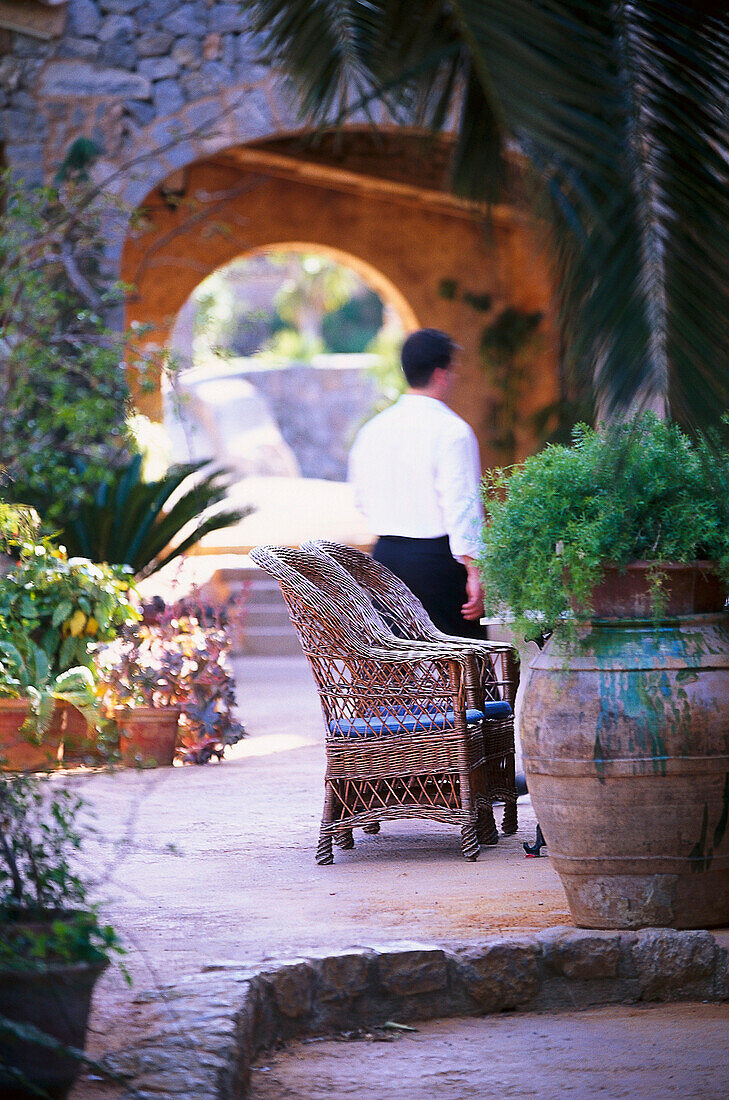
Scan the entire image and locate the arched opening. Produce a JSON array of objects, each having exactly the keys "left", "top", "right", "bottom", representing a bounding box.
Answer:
[
  {"left": 121, "top": 137, "right": 560, "bottom": 474},
  {"left": 162, "top": 245, "right": 417, "bottom": 550}
]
